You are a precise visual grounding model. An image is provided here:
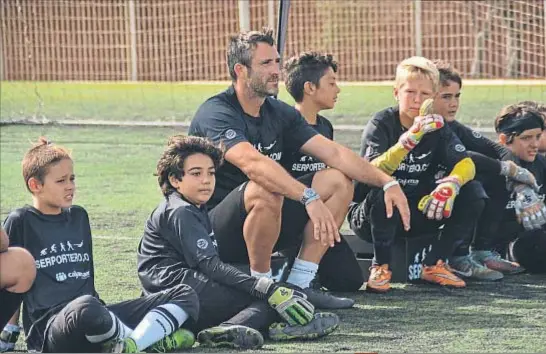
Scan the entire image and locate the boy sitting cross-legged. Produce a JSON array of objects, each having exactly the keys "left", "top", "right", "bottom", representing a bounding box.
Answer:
[
  {"left": 1, "top": 138, "right": 200, "bottom": 353},
  {"left": 137, "top": 135, "right": 339, "bottom": 350}
]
